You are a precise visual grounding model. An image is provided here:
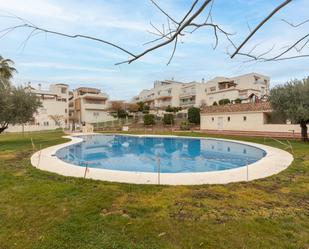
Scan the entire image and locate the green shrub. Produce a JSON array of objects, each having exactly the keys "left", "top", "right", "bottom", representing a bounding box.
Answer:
[
  {"left": 188, "top": 107, "right": 200, "bottom": 124},
  {"left": 180, "top": 121, "right": 190, "bottom": 130},
  {"left": 218, "top": 98, "right": 231, "bottom": 105},
  {"left": 165, "top": 106, "right": 182, "bottom": 113},
  {"left": 163, "top": 114, "right": 174, "bottom": 125},
  {"left": 165, "top": 105, "right": 174, "bottom": 112},
  {"left": 142, "top": 105, "right": 150, "bottom": 114},
  {"left": 234, "top": 98, "right": 242, "bottom": 104},
  {"left": 143, "top": 114, "right": 155, "bottom": 125},
  {"left": 213, "top": 101, "right": 218, "bottom": 106},
  {"left": 117, "top": 109, "right": 127, "bottom": 119},
  {"left": 137, "top": 101, "right": 145, "bottom": 112}
]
